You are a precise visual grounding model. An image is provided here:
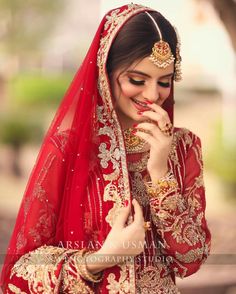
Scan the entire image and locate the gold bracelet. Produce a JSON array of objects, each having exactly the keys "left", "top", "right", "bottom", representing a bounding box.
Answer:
[
  {"left": 145, "top": 171, "right": 178, "bottom": 198},
  {"left": 74, "top": 248, "right": 103, "bottom": 283}
]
